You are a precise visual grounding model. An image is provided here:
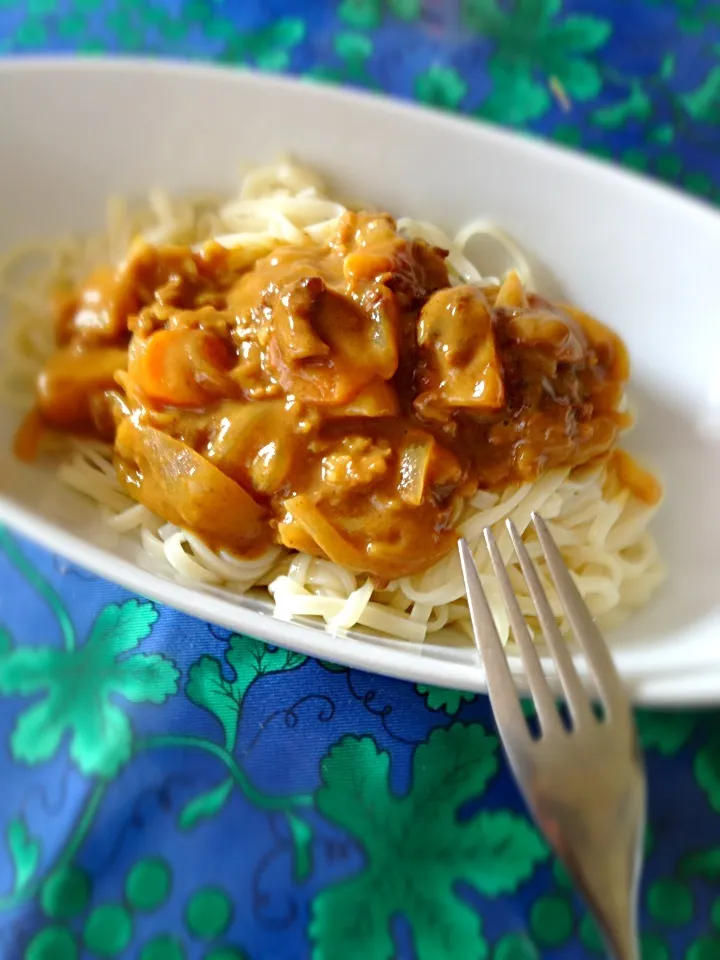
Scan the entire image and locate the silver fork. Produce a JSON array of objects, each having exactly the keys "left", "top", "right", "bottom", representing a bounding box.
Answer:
[{"left": 458, "top": 513, "right": 645, "bottom": 960}]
